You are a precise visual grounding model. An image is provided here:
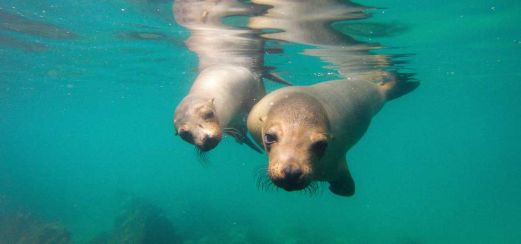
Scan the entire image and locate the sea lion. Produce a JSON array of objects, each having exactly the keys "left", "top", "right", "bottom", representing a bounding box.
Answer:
[
  {"left": 247, "top": 75, "right": 418, "bottom": 196},
  {"left": 172, "top": 0, "right": 274, "bottom": 152},
  {"left": 174, "top": 65, "right": 264, "bottom": 152}
]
